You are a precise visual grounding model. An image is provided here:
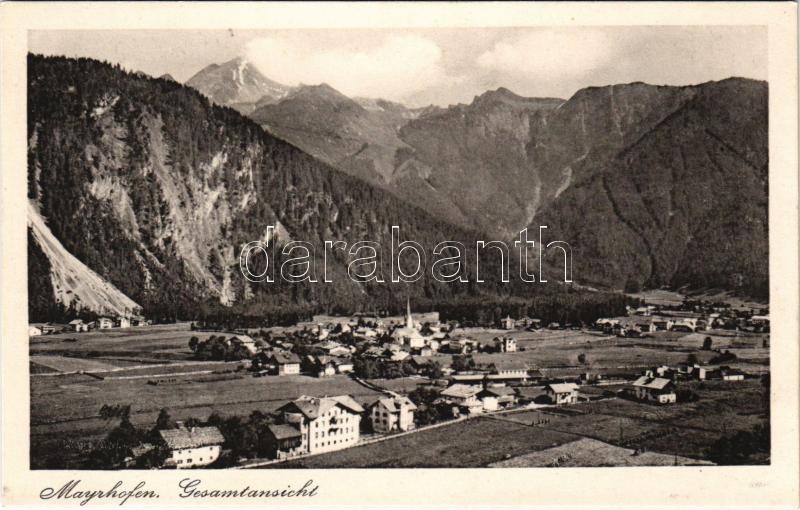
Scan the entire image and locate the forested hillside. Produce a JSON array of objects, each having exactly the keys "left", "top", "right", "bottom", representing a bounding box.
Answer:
[
  {"left": 27, "top": 54, "right": 571, "bottom": 321},
  {"left": 534, "top": 79, "right": 768, "bottom": 297}
]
